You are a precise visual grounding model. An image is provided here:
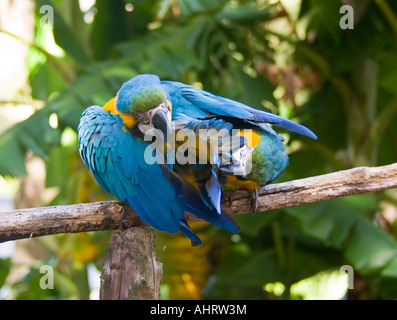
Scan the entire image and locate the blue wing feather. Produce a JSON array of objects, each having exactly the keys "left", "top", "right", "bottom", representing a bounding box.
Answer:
[
  {"left": 179, "top": 219, "right": 202, "bottom": 246},
  {"left": 125, "top": 194, "right": 164, "bottom": 231},
  {"left": 162, "top": 81, "right": 318, "bottom": 140}
]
